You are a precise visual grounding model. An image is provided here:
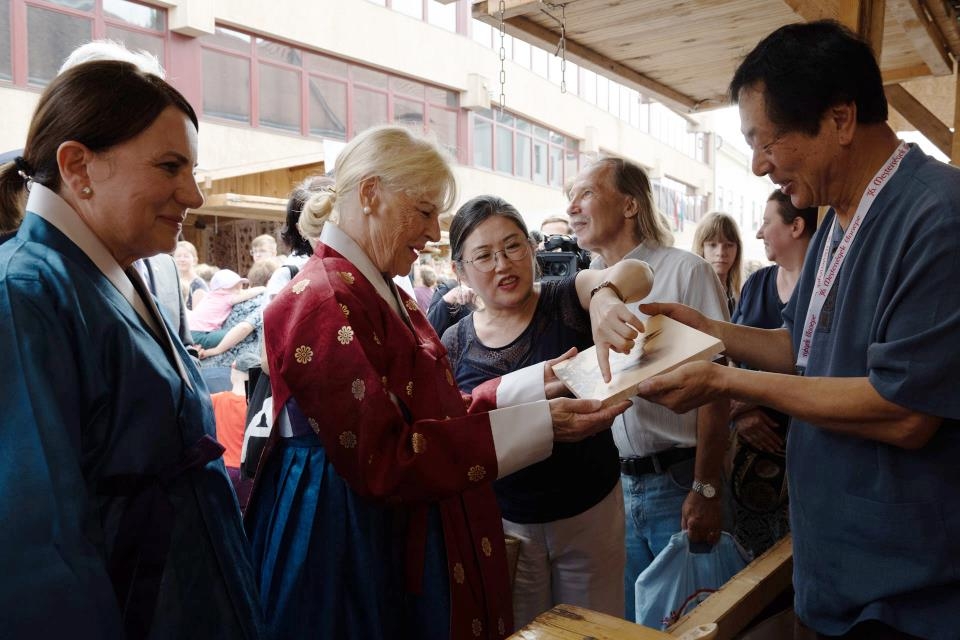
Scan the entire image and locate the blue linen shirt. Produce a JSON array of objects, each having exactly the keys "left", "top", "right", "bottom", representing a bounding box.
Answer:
[{"left": 781, "top": 145, "right": 960, "bottom": 638}]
